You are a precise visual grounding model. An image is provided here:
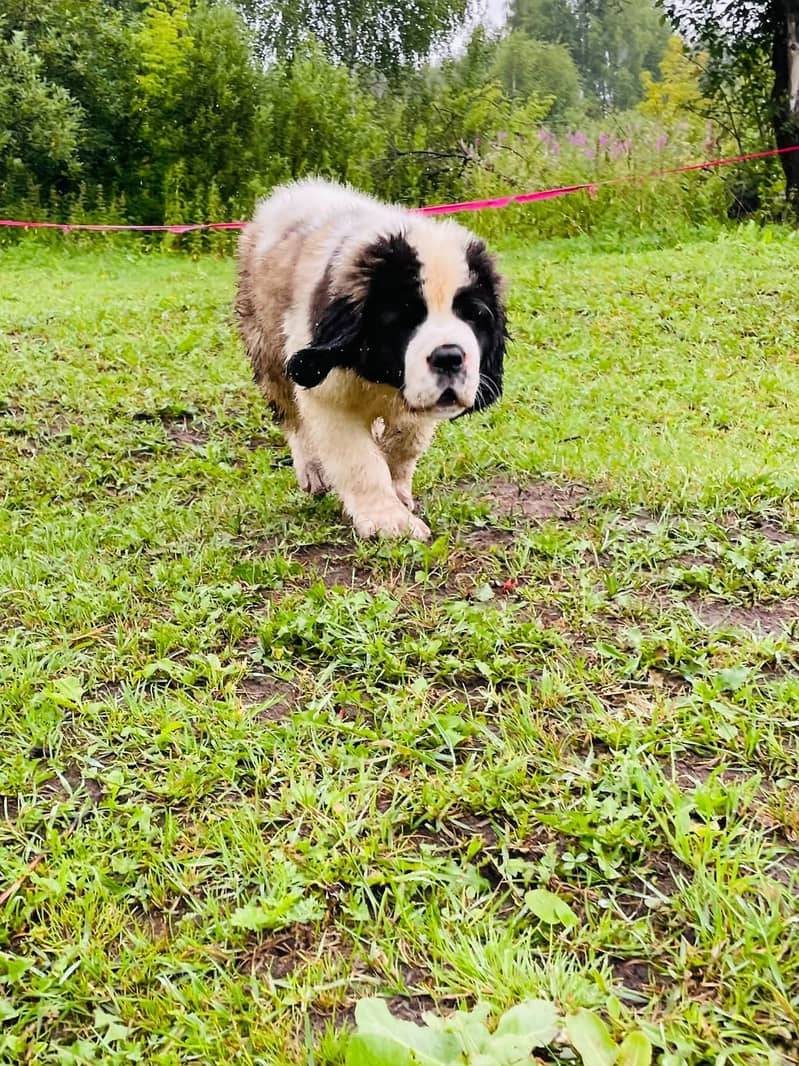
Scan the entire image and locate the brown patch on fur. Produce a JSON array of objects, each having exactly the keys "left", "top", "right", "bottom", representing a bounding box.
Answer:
[
  {"left": 236, "top": 222, "right": 307, "bottom": 429},
  {"left": 309, "top": 258, "right": 336, "bottom": 332}
]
